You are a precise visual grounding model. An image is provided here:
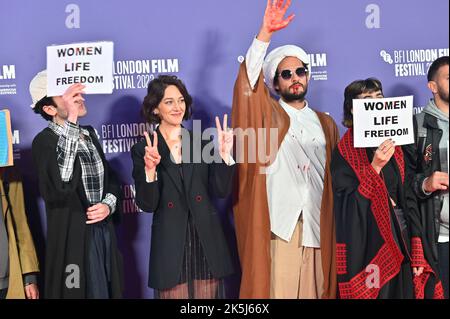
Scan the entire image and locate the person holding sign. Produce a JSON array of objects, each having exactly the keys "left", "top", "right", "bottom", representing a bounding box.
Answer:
[
  {"left": 412, "top": 56, "right": 449, "bottom": 298},
  {"left": 131, "top": 75, "right": 235, "bottom": 299},
  {"left": 331, "top": 78, "right": 443, "bottom": 299},
  {"left": 29, "top": 70, "right": 123, "bottom": 299},
  {"left": 231, "top": 0, "right": 339, "bottom": 298}
]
